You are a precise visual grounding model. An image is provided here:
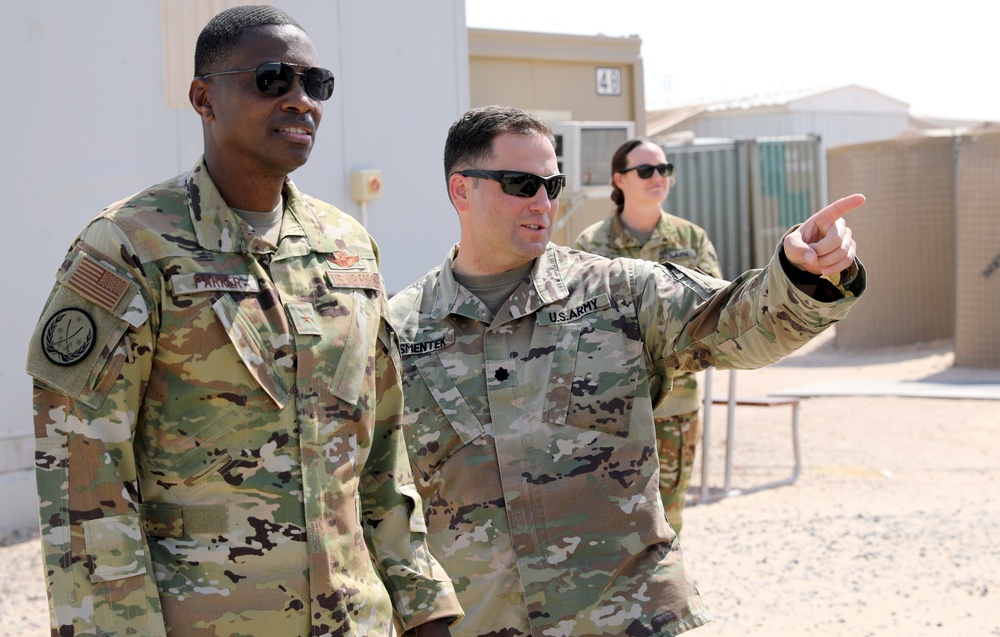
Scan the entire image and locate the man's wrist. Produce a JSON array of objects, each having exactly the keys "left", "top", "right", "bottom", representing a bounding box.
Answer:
[{"left": 778, "top": 247, "right": 859, "bottom": 300}]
